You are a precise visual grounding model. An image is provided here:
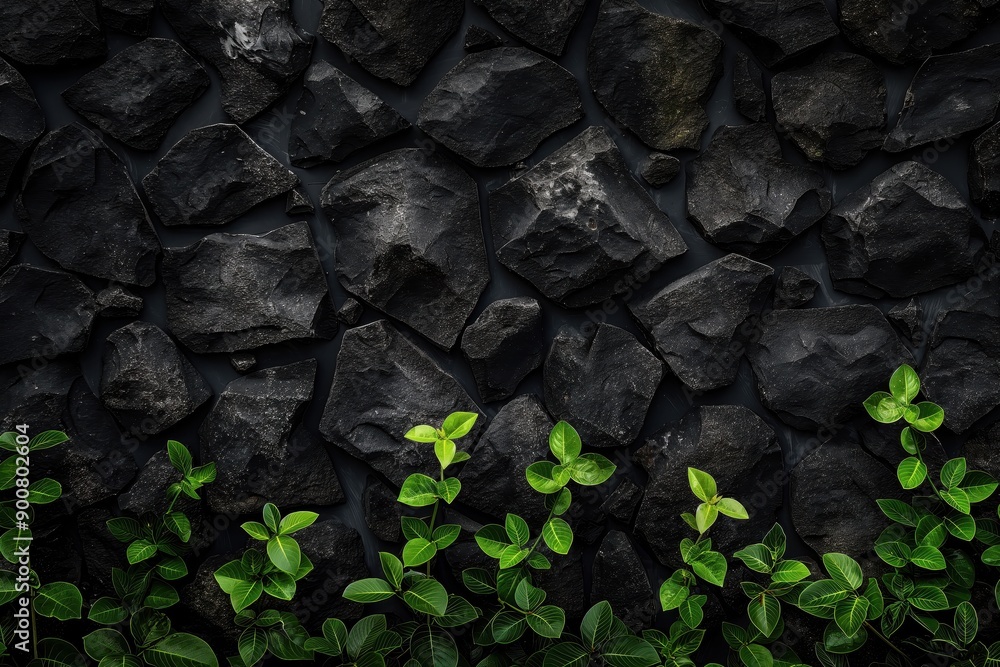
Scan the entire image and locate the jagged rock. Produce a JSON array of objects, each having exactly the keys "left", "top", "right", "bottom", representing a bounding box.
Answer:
[
  {"left": 733, "top": 53, "right": 765, "bottom": 122},
  {"left": 78, "top": 509, "right": 126, "bottom": 598},
  {"left": 461, "top": 298, "right": 544, "bottom": 402},
  {"left": 363, "top": 479, "right": 402, "bottom": 542},
  {"left": 534, "top": 546, "right": 586, "bottom": 619},
  {"left": 966, "top": 420, "right": 1000, "bottom": 480},
  {"left": 119, "top": 450, "right": 201, "bottom": 520},
  {"left": 473, "top": 0, "right": 585, "bottom": 55},
  {"left": 639, "top": 153, "right": 680, "bottom": 187},
  {"left": 464, "top": 25, "right": 503, "bottom": 52},
  {"left": 0, "top": 0, "right": 105, "bottom": 66},
  {"left": 0, "top": 58, "right": 44, "bottom": 199},
  {"left": 202, "top": 360, "right": 343, "bottom": 515},
  {"left": 773, "top": 267, "right": 818, "bottom": 309},
  {"left": 629, "top": 254, "right": 774, "bottom": 392},
  {"left": 17, "top": 124, "right": 160, "bottom": 285},
  {"left": 336, "top": 298, "right": 363, "bottom": 326},
  {"left": 143, "top": 124, "right": 298, "bottom": 226},
  {"left": 884, "top": 44, "right": 1000, "bottom": 152},
  {"left": 321, "top": 149, "right": 488, "bottom": 349},
  {"left": 772, "top": 52, "right": 887, "bottom": 169},
  {"left": 544, "top": 323, "right": 663, "bottom": 448},
  {"left": 600, "top": 478, "right": 642, "bottom": 525},
  {"left": 0, "top": 230, "right": 23, "bottom": 270},
  {"left": 0, "top": 265, "right": 96, "bottom": 366},
  {"left": 701, "top": 0, "right": 837, "bottom": 66},
  {"left": 491, "top": 126, "right": 687, "bottom": 307},
  {"left": 318, "top": 0, "right": 463, "bottom": 86},
  {"left": 971, "top": 122, "right": 1000, "bottom": 217},
  {"left": 285, "top": 187, "right": 313, "bottom": 215},
  {"left": 99, "top": 0, "right": 156, "bottom": 35},
  {"left": 592, "top": 531, "right": 655, "bottom": 631},
  {"left": 230, "top": 352, "right": 256, "bottom": 373},
  {"left": 62, "top": 39, "right": 210, "bottom": 151},
  {"left": 320, "top": 320, "right": 484, "bottom": 486},
  {"left": 687, "top": 123, "right": 832, "bottom": 258},
  {"left": 418, "top": 47, "right": 582, "bottom": 168},
  {"left": 160, "top": 0, "right": 312, "bottom": 123},
  {"left": 588, "top": 0, "right": 723, "bottom": 150},
  {"left": 888, "top": 298, "right": 923, "bottom": 342},
  {"left": 100, "top": 323, "right": 211, "bottom": 436},
  {"left": 822, "top": 161, "right": 985, "bottom": 297},
  {"left": 162, "top": 222, "right": 337, "bottom": 353},
  {"left": 636, "top": 405, "right": 782, "bottom": 563},
  {"left": 96, "top": 286, "right": 143, "bottom": 319},
  {"left": 747, "top": 305, "right": 912, "bottom": 430},
  {"left": 289, "top": 61, "right": 409, "bottom": 167}
]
